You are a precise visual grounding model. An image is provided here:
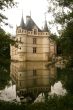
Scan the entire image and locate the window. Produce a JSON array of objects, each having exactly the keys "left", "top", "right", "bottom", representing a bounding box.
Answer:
[
  {"left": 33, "top": 47, "right": 36, "bottom": 53},
  {"left": 34, "top": 29, "right": 37, "bottom": 35},
  {"left": 33, "top": 38, "right": 36, "bottom": 44},
  {"left": 22, "top": 30, "right": 23, "bottom": 33},
  {"left": 20, "top": 37, "right": 21, "bottom": 42},
  {"left": 18, "top": 29, "right": 21, "bottom": 33},
  {"left": 20, "top": 82, "right": 21, "bottom": 86},
  {"left": 33, "top": 69, "right": 37, "bottom": 76}
]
